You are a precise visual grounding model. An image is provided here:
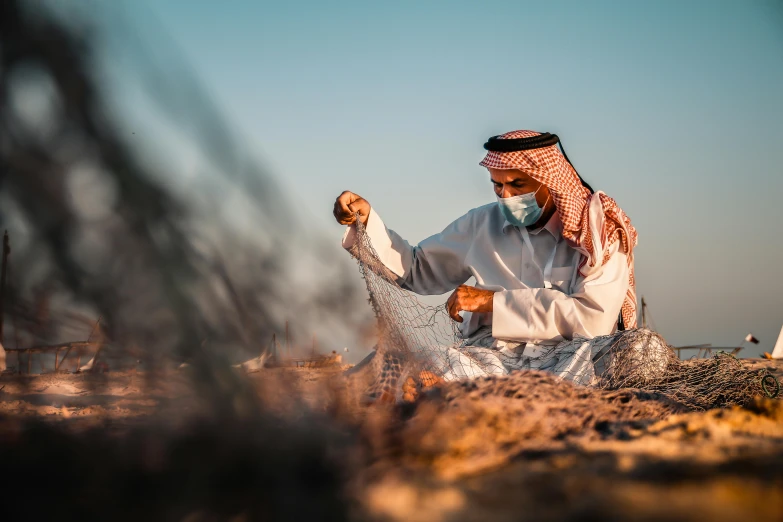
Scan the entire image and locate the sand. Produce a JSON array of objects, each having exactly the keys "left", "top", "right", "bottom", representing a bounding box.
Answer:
[{"left": 0, "top": 359, "right": 781, "bottom": 521}]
